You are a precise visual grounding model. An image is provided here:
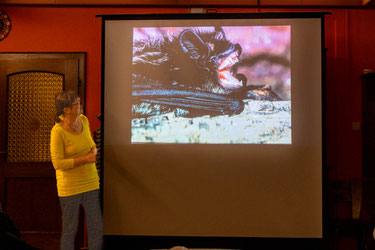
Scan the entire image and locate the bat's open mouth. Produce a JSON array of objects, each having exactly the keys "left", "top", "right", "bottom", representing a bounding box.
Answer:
[{"left": 218, "top": 50, "right": 244, "bottom": 89}]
